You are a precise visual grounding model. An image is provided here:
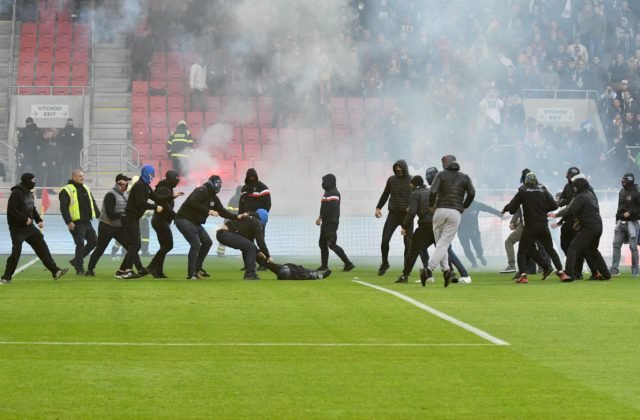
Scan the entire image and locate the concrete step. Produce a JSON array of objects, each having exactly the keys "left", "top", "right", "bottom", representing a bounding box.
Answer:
[
  {"left": 94, "top": 48, "right": 129, "bottom": 64},
  {"left": 0, "top": 22, "right": 12, "bottom": 35},
  {"left": 93, "top": 93, "right": 129, "bottom": 108},
  {"left": 0, "top": 35, "right": 10, "bottom": 49},
  {"left": 91, "top": 127, "right": 129, "bottom": 140},
  {"left": 94, "top": 35, "right": 127, "bottom": 49},
  {"left": 93, "top": 122, "right": 130, "bottom": 130},
  {"left": 93, "top": 107, "right": 129, "bottom": 124},
  {"left": 94, "top": 63, "right": 129, "bottom": 78},
  {"left": 95, "top": 78, "right": 129, "bottom": 93}
]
